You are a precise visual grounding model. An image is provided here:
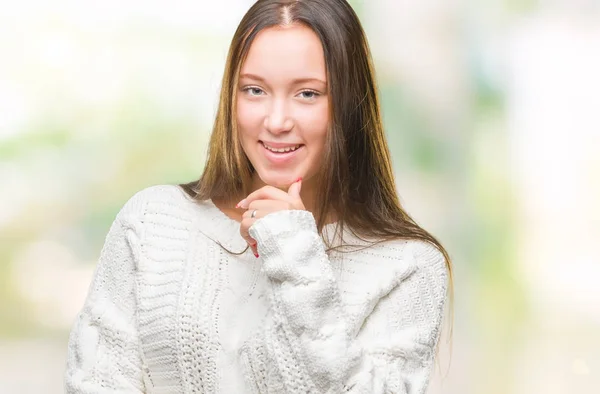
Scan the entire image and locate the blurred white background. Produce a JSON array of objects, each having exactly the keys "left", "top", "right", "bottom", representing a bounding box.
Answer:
[{"left": 1, "top": 0, "right": 599, "bottom": 393}]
